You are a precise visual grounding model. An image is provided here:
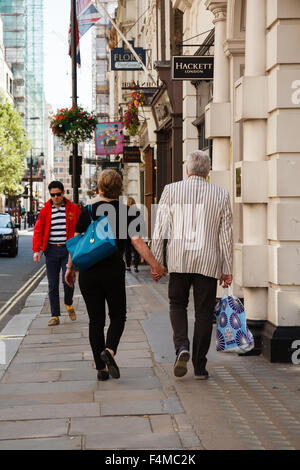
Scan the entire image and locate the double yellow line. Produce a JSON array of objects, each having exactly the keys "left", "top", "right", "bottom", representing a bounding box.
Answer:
[{"left": 0, "top": 264, "right": 46, "bottom": 323}]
